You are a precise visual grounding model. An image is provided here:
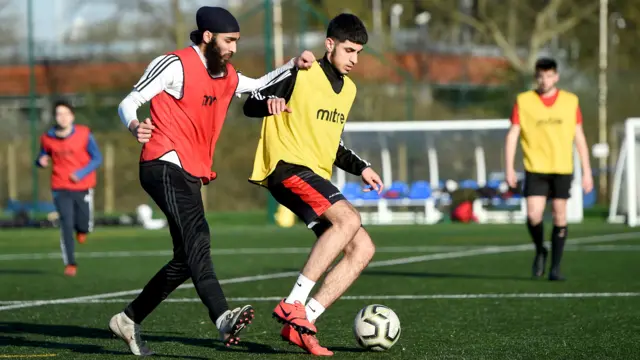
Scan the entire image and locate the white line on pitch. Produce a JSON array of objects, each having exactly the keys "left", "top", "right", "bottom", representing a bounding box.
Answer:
[
  {"left": 0, "top": 231, "right": 638, "bottom": 312},
  {"left": 567, "top": 244, "right": 640, "bottom": 252},
  {"left": 3, "top": 292, "right": 639, "bottom": 305},
  {"left": 0, "top": 246, "right": 488, "bottom": 261},
  {"left": 3, "top": 242, "right": 639, "bottom": 262}
]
